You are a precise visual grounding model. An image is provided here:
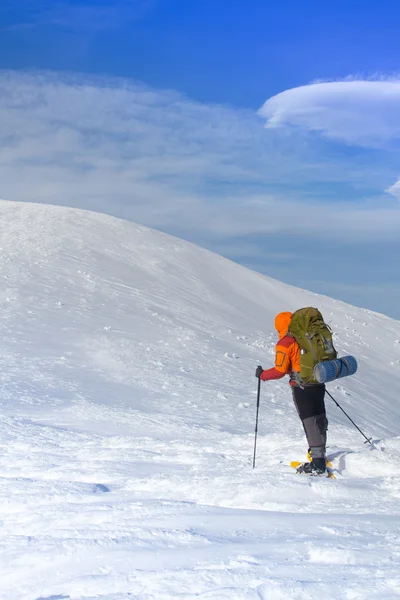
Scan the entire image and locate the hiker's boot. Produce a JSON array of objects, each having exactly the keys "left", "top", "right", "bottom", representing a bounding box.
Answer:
[{"left": 300, "top": 457, "right": 326, "bottom": 475}]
